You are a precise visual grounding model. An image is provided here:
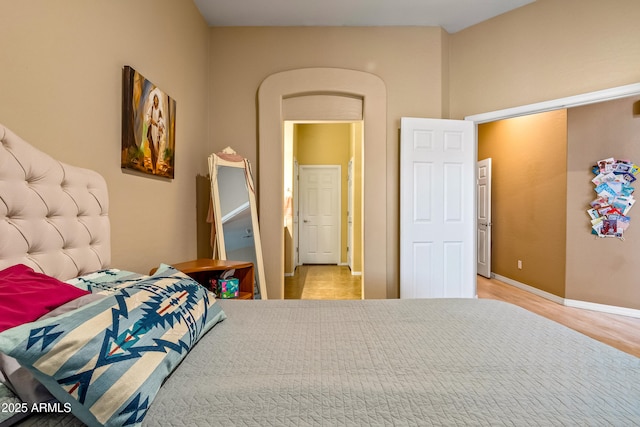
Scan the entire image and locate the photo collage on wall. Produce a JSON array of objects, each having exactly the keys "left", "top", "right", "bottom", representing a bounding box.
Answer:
[{"left": 588, "top": 157, "right": 637, "bottom": 239}]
